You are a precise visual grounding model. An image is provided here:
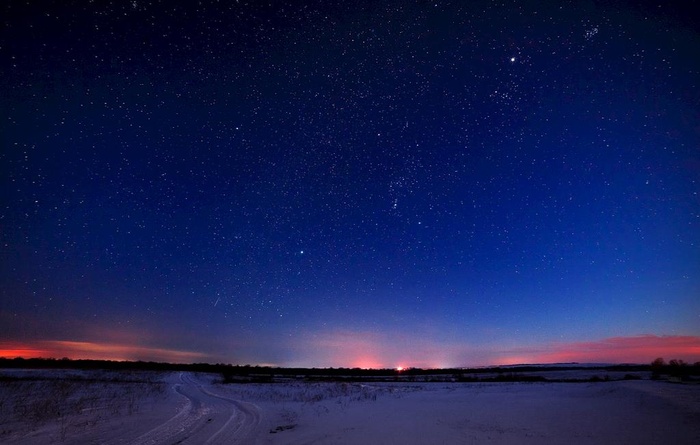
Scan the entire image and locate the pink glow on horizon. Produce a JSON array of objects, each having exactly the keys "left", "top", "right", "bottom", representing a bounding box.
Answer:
[
  {"left": 289, "top": 331, "right": 700, "bottom": 368},
  {"left": 3, "top": 334, "right": 699, "bottom": 367},
  {"left": 493, "top": 335, "right": 700, "bottom": 365},
  {"left": 296, "top": 330, "right": 386, "bottom": 369},
  {"left": 289, "top": 329, "right": 476, "bottom": 368}
]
